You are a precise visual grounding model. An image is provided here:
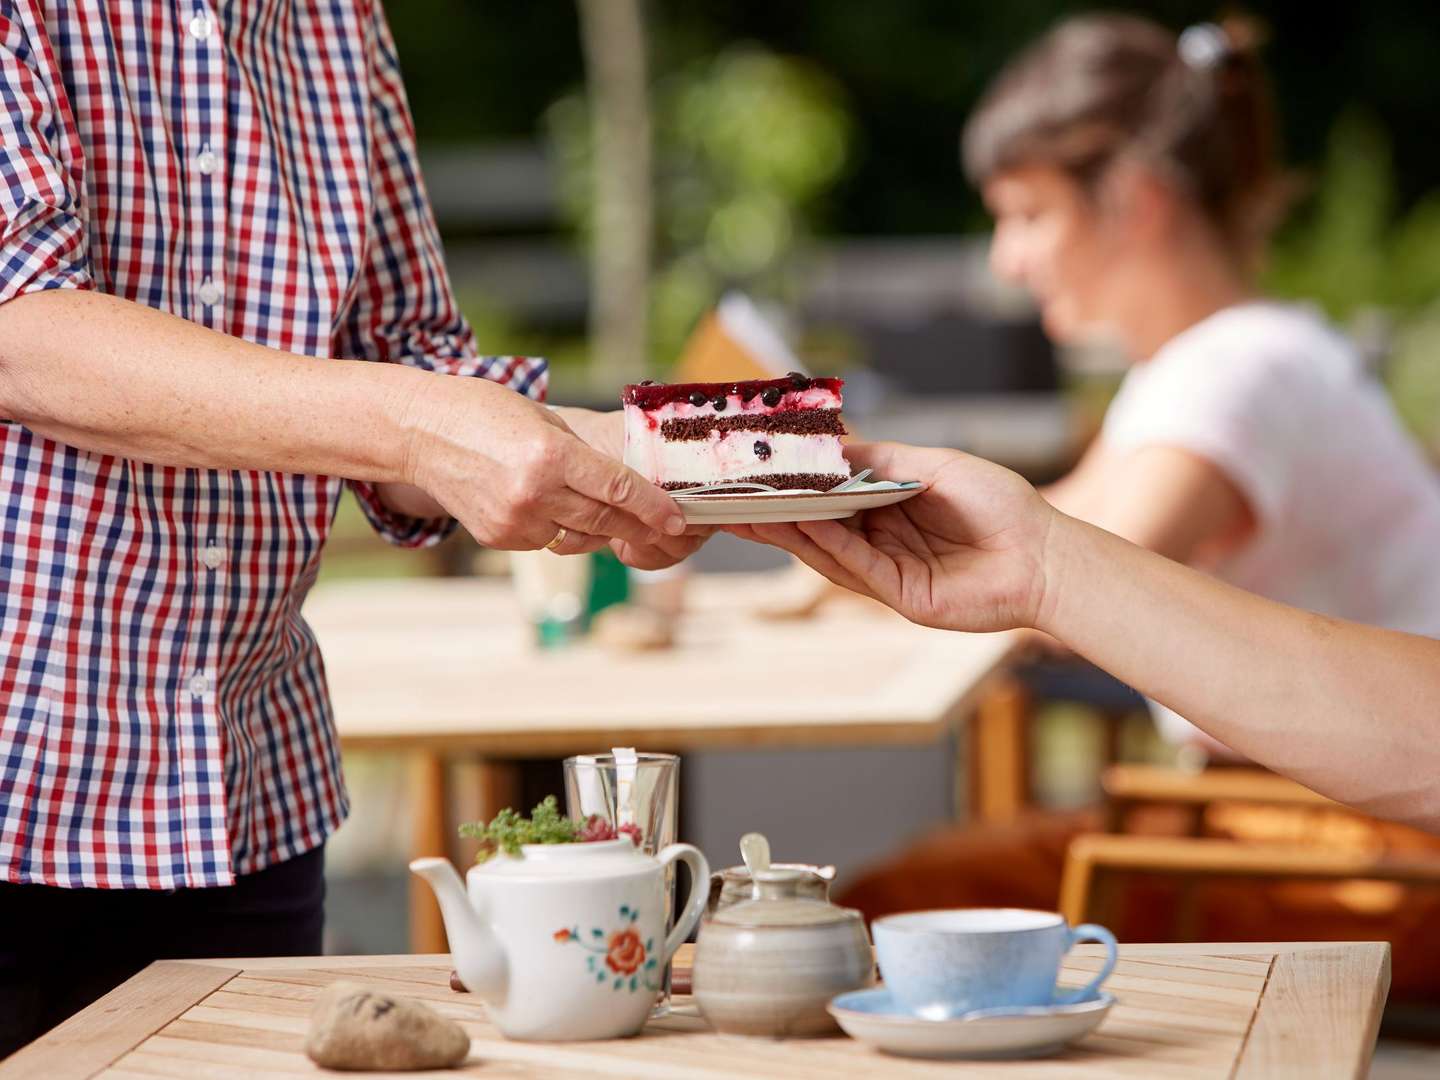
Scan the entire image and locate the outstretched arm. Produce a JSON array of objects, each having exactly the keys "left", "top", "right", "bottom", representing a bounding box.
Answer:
[
  {"left": 1038, "top": 513, "right": 1440, "bottom": 827},
  {"left": 0, "top": 290, "right": 687, "bottom": 556},
  {"left": 735, "top": 442, "right": 1440, "bottom": 831}
]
